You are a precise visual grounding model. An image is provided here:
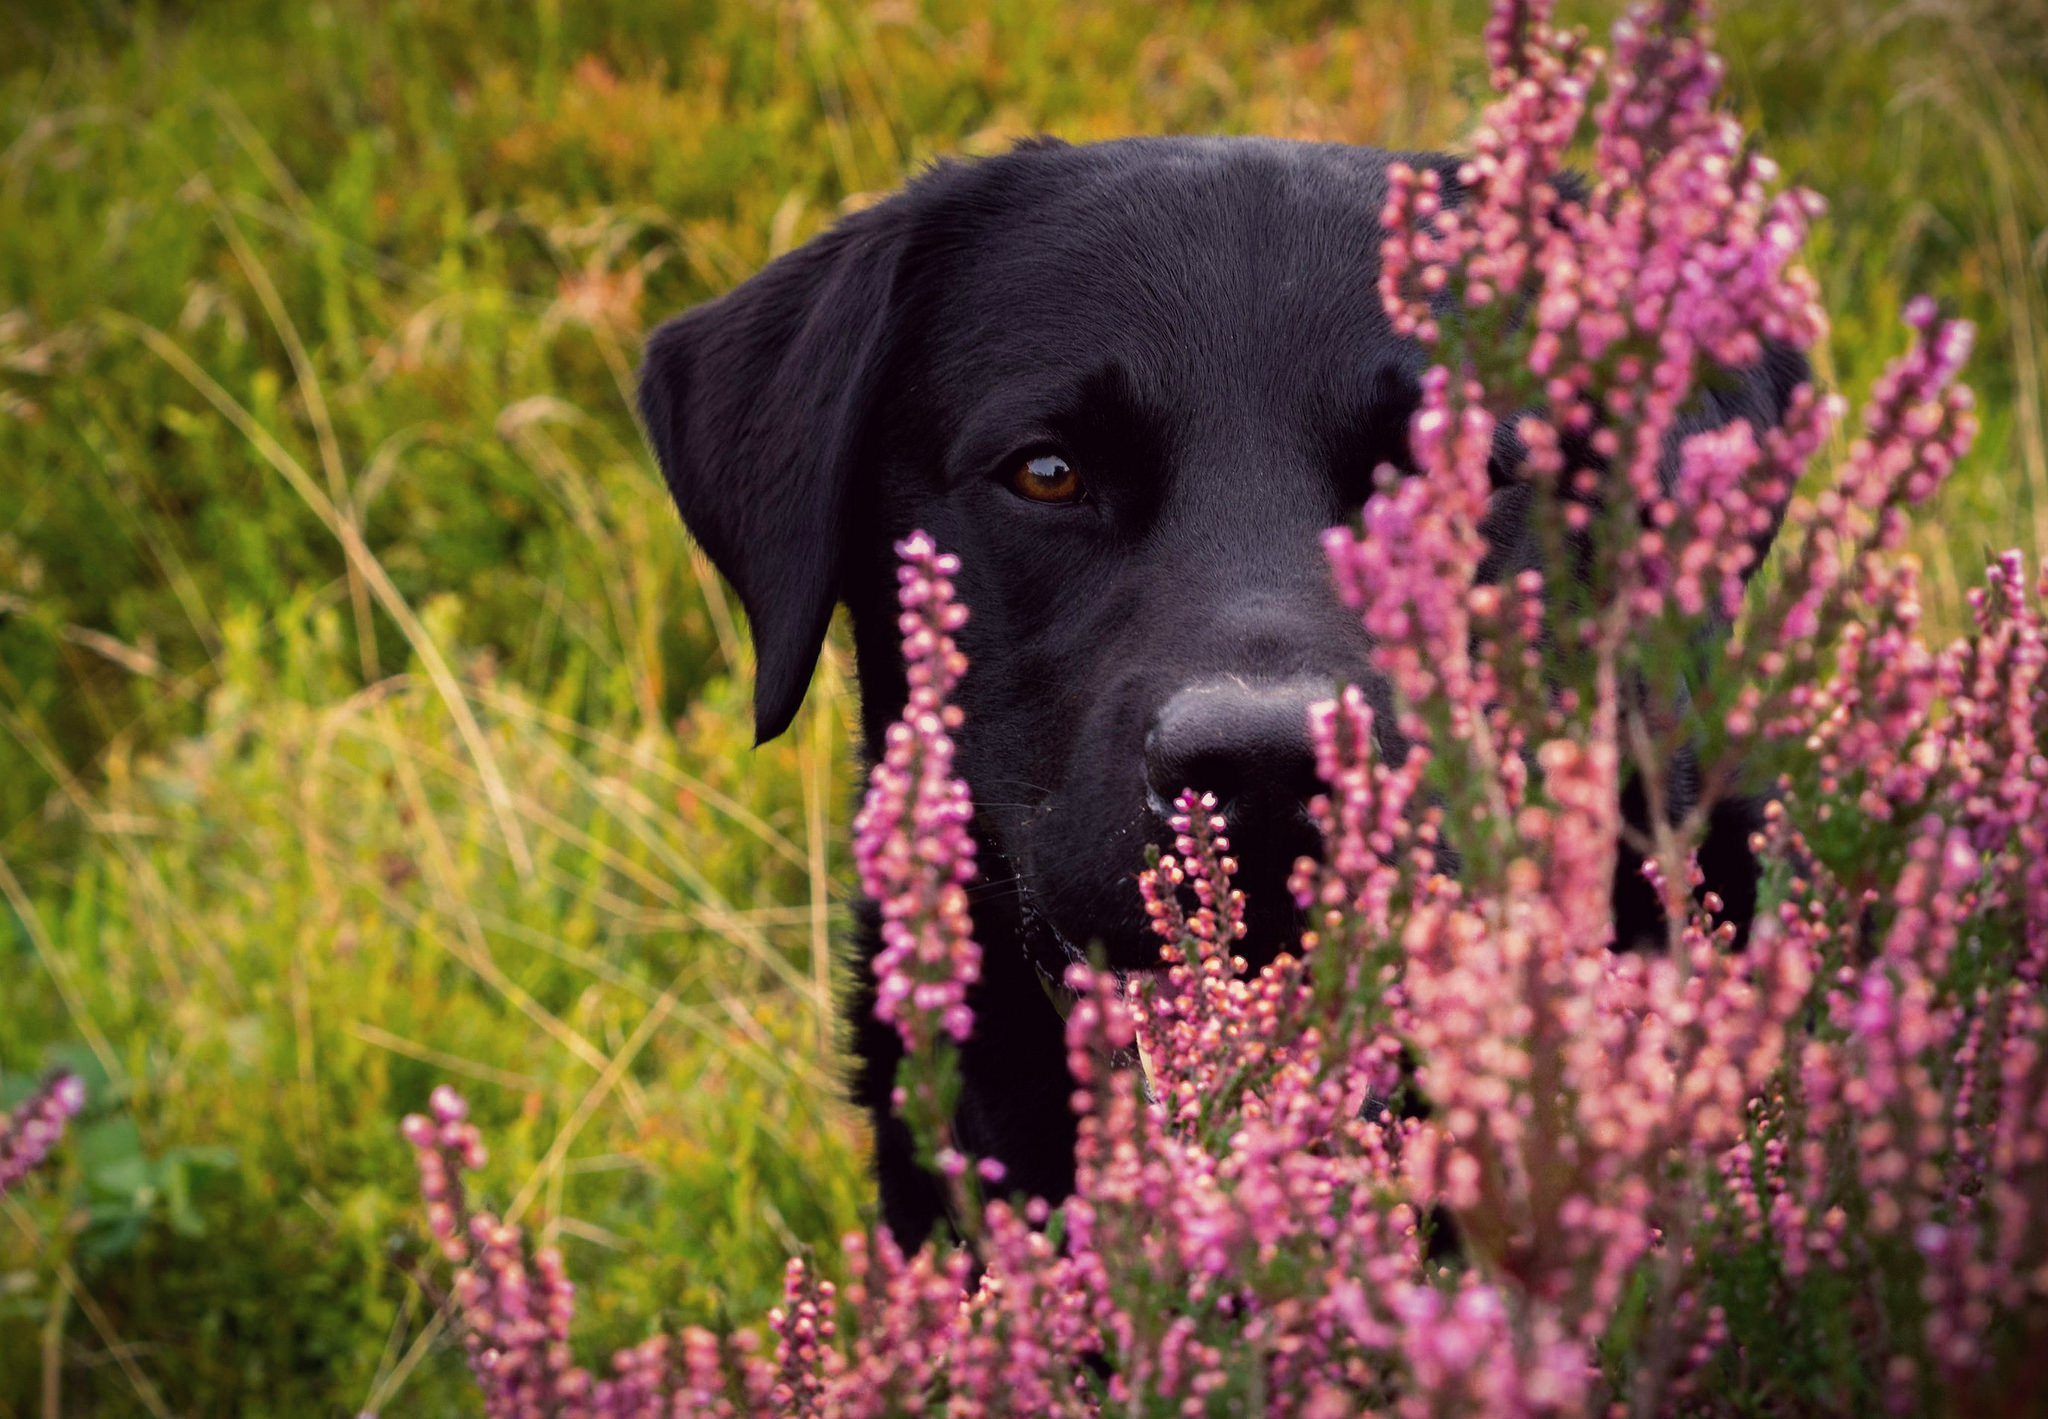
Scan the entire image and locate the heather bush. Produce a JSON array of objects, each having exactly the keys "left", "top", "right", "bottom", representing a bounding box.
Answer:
[{"left": 395, "top": 2, "right": 2048, "bottom": 1415}]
